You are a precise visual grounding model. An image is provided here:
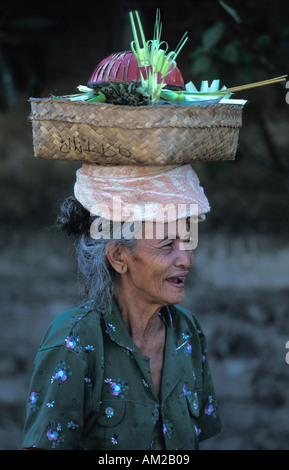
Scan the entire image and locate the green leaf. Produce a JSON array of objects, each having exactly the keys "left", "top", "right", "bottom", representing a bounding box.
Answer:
[
  {"left": 255, "top": 34, "right": 272, "bottom": 47},
  {"left": 88, "top": 92, "right": 106, "bottom": 102},
  {"left": 218, "top": 0, "right": 242, "bottom": 24},
  {"left": 189, "top": 46, "right": 206, "bottom": 60},
  {"left": 221, "top": 43, "right": 239, "bottom": 64},
  {"left": 202, "top": 21, "right": 226, "bottom": 51},
  {"left": 191, "top": 56, "right": 212, "bottom": 74}
]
